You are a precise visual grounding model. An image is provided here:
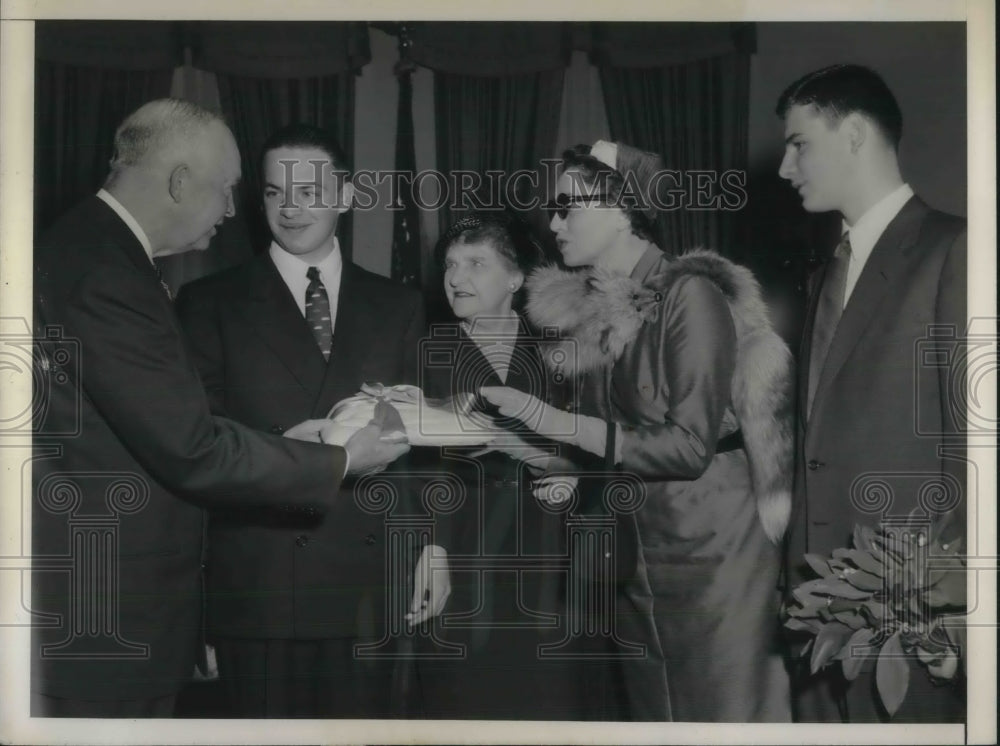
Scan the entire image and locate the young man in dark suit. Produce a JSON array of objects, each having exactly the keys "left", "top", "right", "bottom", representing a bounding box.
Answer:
[
  {"left": 175, "top": 124, "right": 436, "bottom": 718},
  {"left": 777, "top": 64, "right": 967, "bottom": 723},
  {"left": 31, "top": 100, "right": 409, "bottom": 718}
]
